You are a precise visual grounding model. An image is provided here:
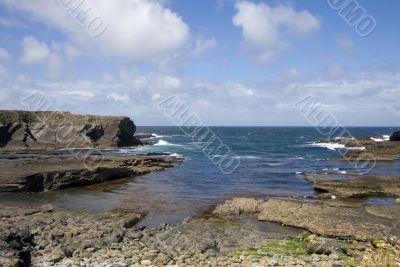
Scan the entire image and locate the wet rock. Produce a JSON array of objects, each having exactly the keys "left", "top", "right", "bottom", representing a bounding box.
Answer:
[
  {"left": 305, "top": 173, "right": 400, "bottom": 199},
  {"left": 0, "top": 151, "right": 182, "bottom": 193}
]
